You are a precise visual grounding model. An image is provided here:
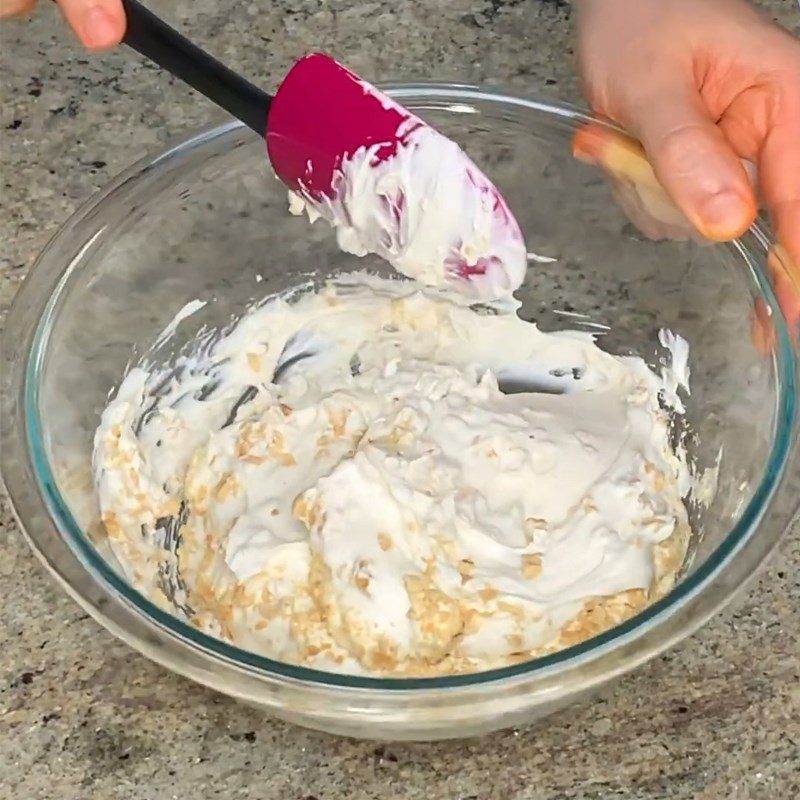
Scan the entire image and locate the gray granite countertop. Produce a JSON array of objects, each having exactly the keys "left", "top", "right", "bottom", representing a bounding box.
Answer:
[{"left": 1, "top": 2, "right": 799, "bottom": 798}]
